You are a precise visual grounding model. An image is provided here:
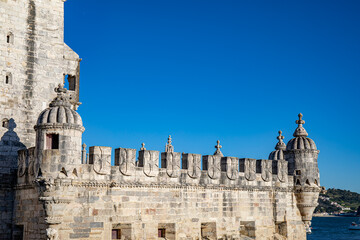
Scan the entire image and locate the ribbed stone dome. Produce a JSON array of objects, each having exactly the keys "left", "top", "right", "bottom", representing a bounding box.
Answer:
[
  {"left": 35, "top": 84, "right": 83, "bottom": 128},
  {"left": 286, "top": 113, "right": 317, "bottom": 150},
  {"left": 269, "top": 130, "right": 286, "bottom": 160},
  {"left": 37, "top": 106, "right": 83, "bottom": 125},
  {"left": 269, "top": 149, "right": 284, "bottom": 160},
  {"left": 286, "top": 137, "right": 316, "bottom": 150}
]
